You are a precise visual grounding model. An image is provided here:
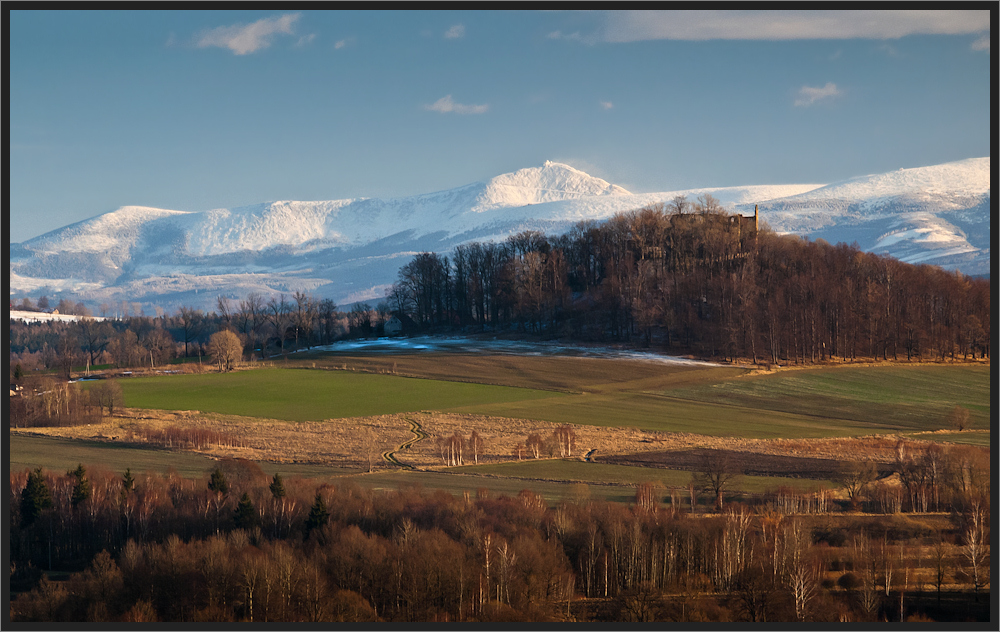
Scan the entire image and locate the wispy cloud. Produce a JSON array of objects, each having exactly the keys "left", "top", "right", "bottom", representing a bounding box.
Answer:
[
  {"left": 444, "top": 24, "right": 465, "bottom": 39},
  {"left": 599, "top": 101, "right": 614, "bottom": 110},
  {"left": 794, "top": 82, "right": 842, "bottom": 107},
  {"left": 599, "top": 10, "right": 989, "bottom": 42},
  {"left": 296, "top": 33, "right": 316, "bottom": 48},
  {"left": 971, "top": 34, "right": 990, "bottom": 51},
  {"left": 547, "top": 30, "right": 584, "bottom": 42},
  {"left": 334, "top": 37, "right": 355, "bottom": 50},
  {"left": 425, "top": 95, "right": 489, "bottom": 115},
  {"left": 197, "top": 13, "right": 301, "bottom": 55}
]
